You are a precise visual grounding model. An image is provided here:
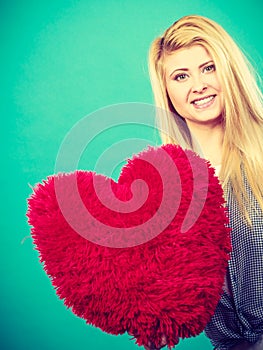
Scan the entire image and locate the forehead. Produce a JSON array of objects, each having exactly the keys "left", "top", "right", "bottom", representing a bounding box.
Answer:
[{"left": 163, "top": 45, "right": 212, "bottom": 74}]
